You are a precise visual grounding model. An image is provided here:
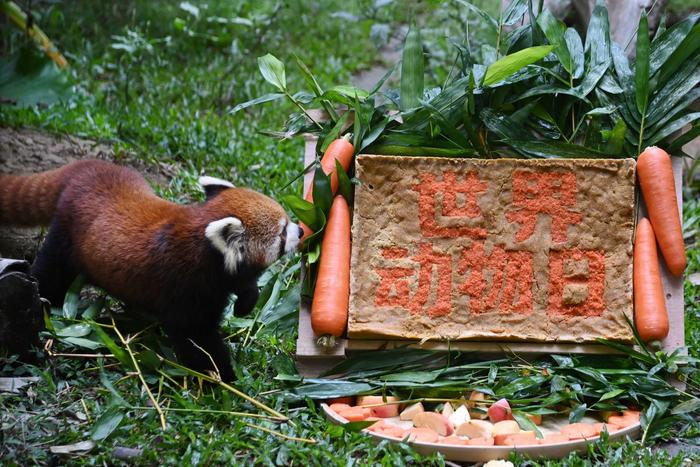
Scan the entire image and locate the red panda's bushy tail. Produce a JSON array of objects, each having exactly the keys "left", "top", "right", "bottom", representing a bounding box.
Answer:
[{"left": 0, "top": 166, "right": 69, "bottom": 226}]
